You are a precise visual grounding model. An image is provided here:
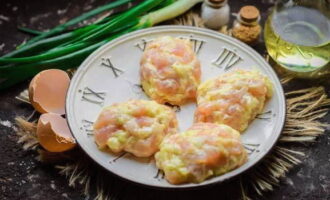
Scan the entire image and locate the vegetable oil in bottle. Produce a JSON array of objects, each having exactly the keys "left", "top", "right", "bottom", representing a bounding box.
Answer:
[{"left": 264, "top": 4, "right": 330, "bottom": 78}]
